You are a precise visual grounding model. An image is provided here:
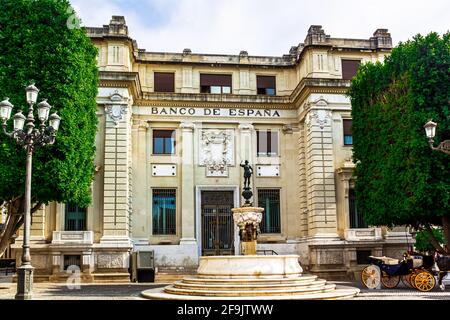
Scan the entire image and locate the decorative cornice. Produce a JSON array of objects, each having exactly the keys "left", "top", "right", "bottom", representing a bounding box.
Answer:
[{"left": 99, "top": 71, "right": 142, "bottom": 100}]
